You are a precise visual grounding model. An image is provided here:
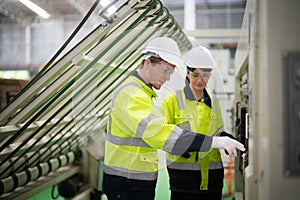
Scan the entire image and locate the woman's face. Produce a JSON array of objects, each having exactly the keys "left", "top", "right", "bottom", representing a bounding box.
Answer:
[{"left": 188, "top": 68, "right": 211, "bottom": 92}]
